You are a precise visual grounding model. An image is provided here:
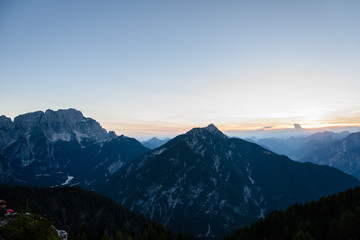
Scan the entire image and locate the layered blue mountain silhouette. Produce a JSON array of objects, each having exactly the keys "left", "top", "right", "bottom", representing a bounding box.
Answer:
[
  {"left": 1, "top": 109, "right": 359, "bottom": 238},
  {"left": 100, "top": 124, "right": 359, "bottom": 237}
]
